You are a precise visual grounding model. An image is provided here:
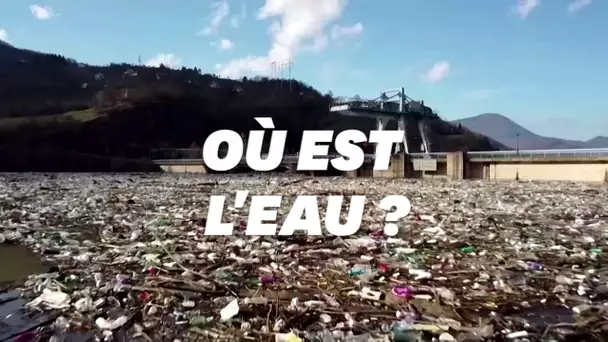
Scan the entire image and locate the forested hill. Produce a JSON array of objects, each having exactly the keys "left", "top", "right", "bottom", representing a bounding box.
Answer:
[
  {"left": 0, "top": 42, "right": 501, "bottom": 172},
  {"left": 0, "top": 44, "right": 329, "bottom": 117}
]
